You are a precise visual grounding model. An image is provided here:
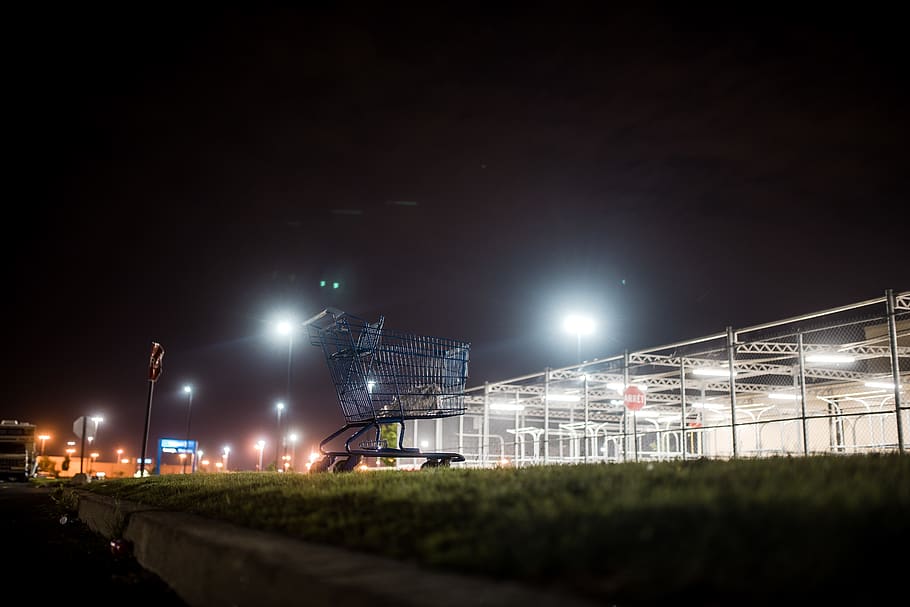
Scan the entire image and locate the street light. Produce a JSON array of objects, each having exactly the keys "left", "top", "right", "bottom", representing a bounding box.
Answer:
[
  {"left": 255, "top": 440, "right": 266, "bottom": 472},
  {"left": 183, "top": 385, "right": 193, "bottom": 474},
  {"left": 88, "top": 416, "right": 104, "bottom": 451},
  {"left": 274, "top": 402, "right": 285, "bottom": 469},
  {"left": 274, "top": 317, "right": 297, "bottom": 466},
  {"left": 288, "top": 432, "right": 298, "bottom": 471},
  {"left": 222, "top": 446, "right": 230, "bottom": 472},
  {"left": 563, "top": 314, "right": 595, "bottom": 364},
  {"left": 38, "top": 434, "right": 50, "bottom": 456}
]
